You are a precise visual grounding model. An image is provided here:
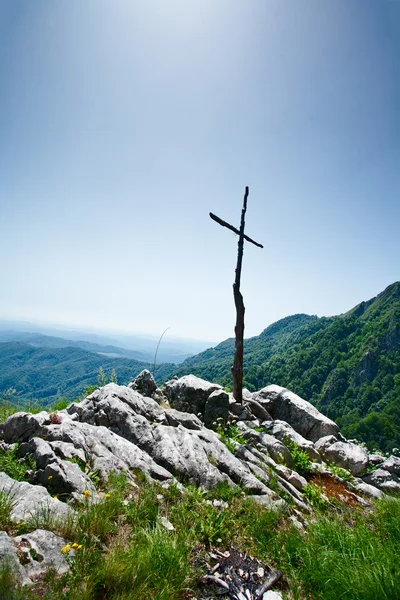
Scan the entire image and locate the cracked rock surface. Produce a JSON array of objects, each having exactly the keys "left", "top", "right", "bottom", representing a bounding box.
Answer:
[{"left": 0, "top": 529, "right": 70, "bottom": 585}]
